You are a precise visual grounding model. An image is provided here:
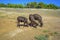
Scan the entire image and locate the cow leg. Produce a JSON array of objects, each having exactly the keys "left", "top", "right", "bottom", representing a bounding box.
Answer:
[
  {"left": 24, "top": 21, "right": 28, "bottom": 27},
  {"left": 30, "top": 22, "right": 37, "bottom": 28},
  {"left": 26, "top": 21, "right": 28, "bottom": 27},
  {"left": 39, "top": 20, "right": 43, "bottom": 27},
  {"left": 33, "top": 22, "right": 38, "bottom": 28},
  {"left": 40, "top": 22, "right": 43, "bottom": 27},
  {"left": 17, "top": 22, "right": 20, "bottom": 28}
]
